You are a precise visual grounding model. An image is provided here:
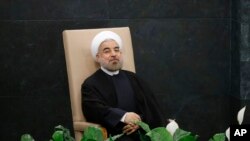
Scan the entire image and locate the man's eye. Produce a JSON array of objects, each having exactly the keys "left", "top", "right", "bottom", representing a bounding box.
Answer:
[
  {"left": 103, "top": 50, "right": 110, "bottom": 53},
  {"left": 114, "top": 48, "right": 120, "bottom": 52}
]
